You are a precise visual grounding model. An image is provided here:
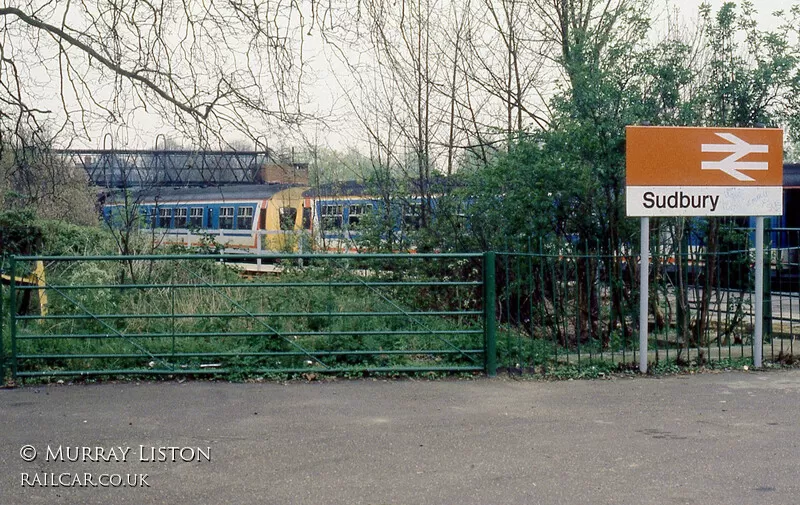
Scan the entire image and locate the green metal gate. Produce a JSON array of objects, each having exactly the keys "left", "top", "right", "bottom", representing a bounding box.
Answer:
[{"left": 2, "top": 252, "right": 497, "bottom": 380}]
